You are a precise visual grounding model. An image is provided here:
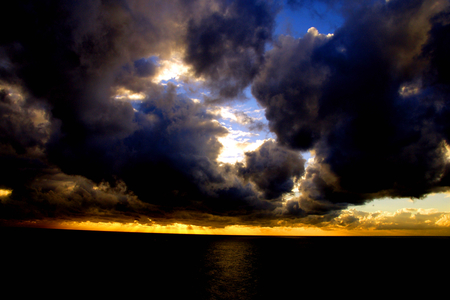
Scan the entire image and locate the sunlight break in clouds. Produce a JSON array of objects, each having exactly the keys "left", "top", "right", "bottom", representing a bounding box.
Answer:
[
  {"left": 217, "top": 131, "right": 266, "bottom": 164},
  {"left": 153, "top": 55, "right": 191, "bottom": 83},
  {"left": 114, "top": 87, "right": 147, "bottom": 101},
  {"left": 1, "top": 0, "right": 450, "bottom": 235},
  {"left": 215, "top": 114, "right": 267, "bottom": 164},
  {"left": 0, "top": 189, "right": 12, "bottom": 198}
]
